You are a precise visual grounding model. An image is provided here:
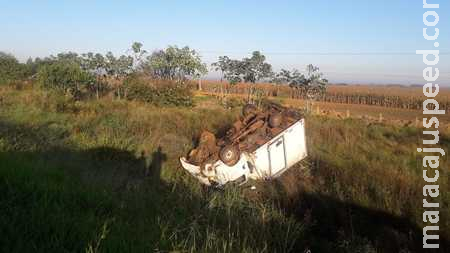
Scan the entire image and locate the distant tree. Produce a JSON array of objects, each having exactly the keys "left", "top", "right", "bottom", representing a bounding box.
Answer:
[
  {"left": 37, "top": 61, "right": 95, "bottom": 98},
  {"left": 79, "top": 52, "right": 108, "bottom": 99},
  {"left": 116, "top": 55, "right": 134, "bottom": 77},
  {"left": 146, "top": 45, "right": 207, "bottom": 81},
  {"left": 24, "top": 57, "right": 37, "bottom": 77},
  {"left": 213, "top": 51, "right": 272, "bottom": 104},
  {"left": 213, "top": 51, "right": 272, "bottom": 85},
  {"left": 130, "top": 42, "right": 147, "bottom": 71},
  {"left": 80, "top": 53, "right": 106, "bottom": 74},
  {"left": 0, "top": 52, "right": 26, "bottom": 84},
  {"left": 241, "top": 51, "right": 272, "bottom": 83},
  {"left": 302, "top": 64, "right": 328, "bottom": 98},
  {"left": 104, "top": 52, "right": 117, "bottom": 76},
  {"left": 211, "top": 56, "right": 239, "bottom": 96},
  {"left": 271, "top": 65, "right": 327, "bottom": 108},
  {"left": 33, "top": 56, "right": 56, "bottom": 70},
  {"left": 56, "top": 52, "right": 82, "bottom": 66},
  {"left": 272, "top": 65, "right": 327, "bottom": 95},
  {"left": 222, "top": 59, "right": 243, "bottom": 85},
  {"left": 271, "top": 69, "right": 291, "bottom": 85},
  {"left": 102, "top": 51, "right": 133, "bottom": 99},
  {"left": 102, "top": 52, "right": 133, "bottom": 79},
  {"left": 288, "top": 69, "right": 307, "bottom": 88},
  {"left": 26, "top": 57, "right": 33, "bottom": 65},
  {"left": 211, "top": 56, "right": 231, "bottom": 82}
]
